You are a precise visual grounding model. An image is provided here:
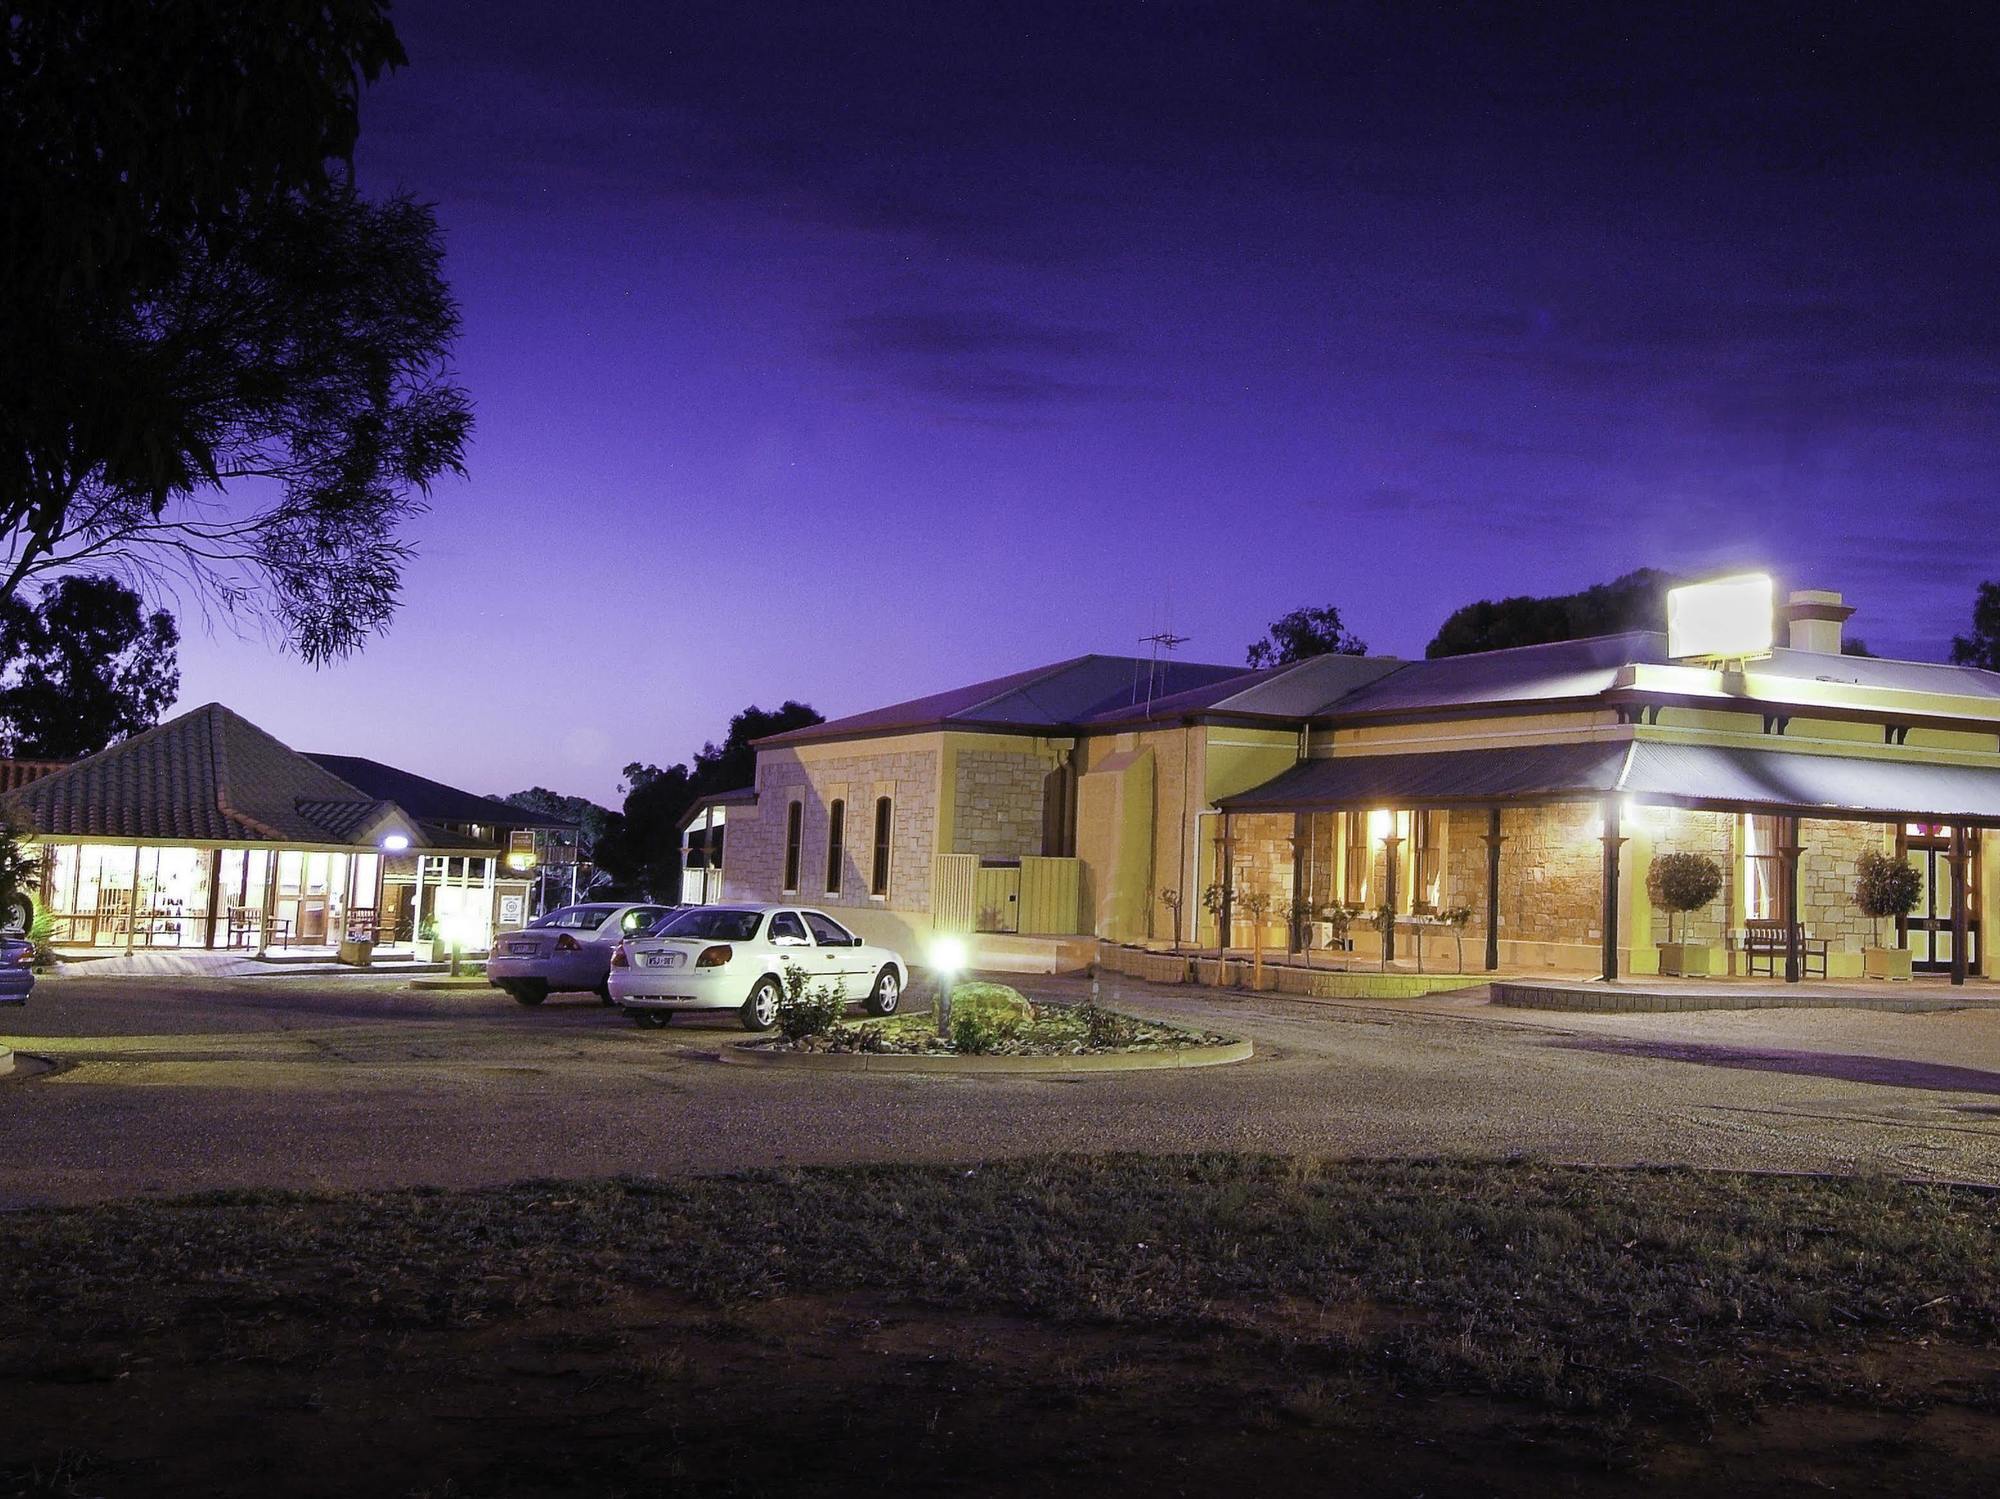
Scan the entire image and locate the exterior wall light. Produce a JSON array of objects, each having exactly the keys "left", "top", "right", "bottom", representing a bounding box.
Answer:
[
  {"left": 381, "top": 834, "right": 410, "bottom": 852},
  {"left": 931, "top": 935, "right": 967, "bottom": 1040}
]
